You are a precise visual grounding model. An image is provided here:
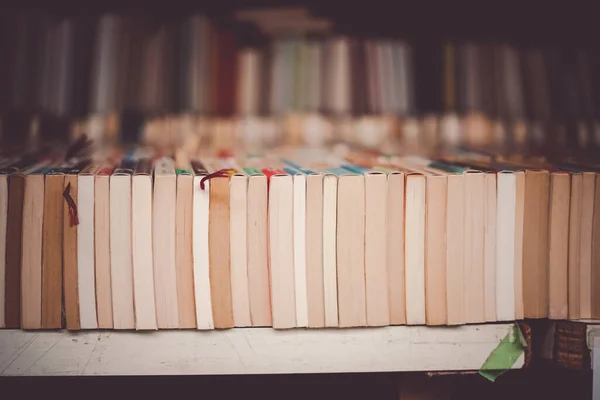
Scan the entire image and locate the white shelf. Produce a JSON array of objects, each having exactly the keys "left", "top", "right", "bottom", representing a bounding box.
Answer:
[{"left": 0, "top": 324, "right": 523, "bottom": 376}]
